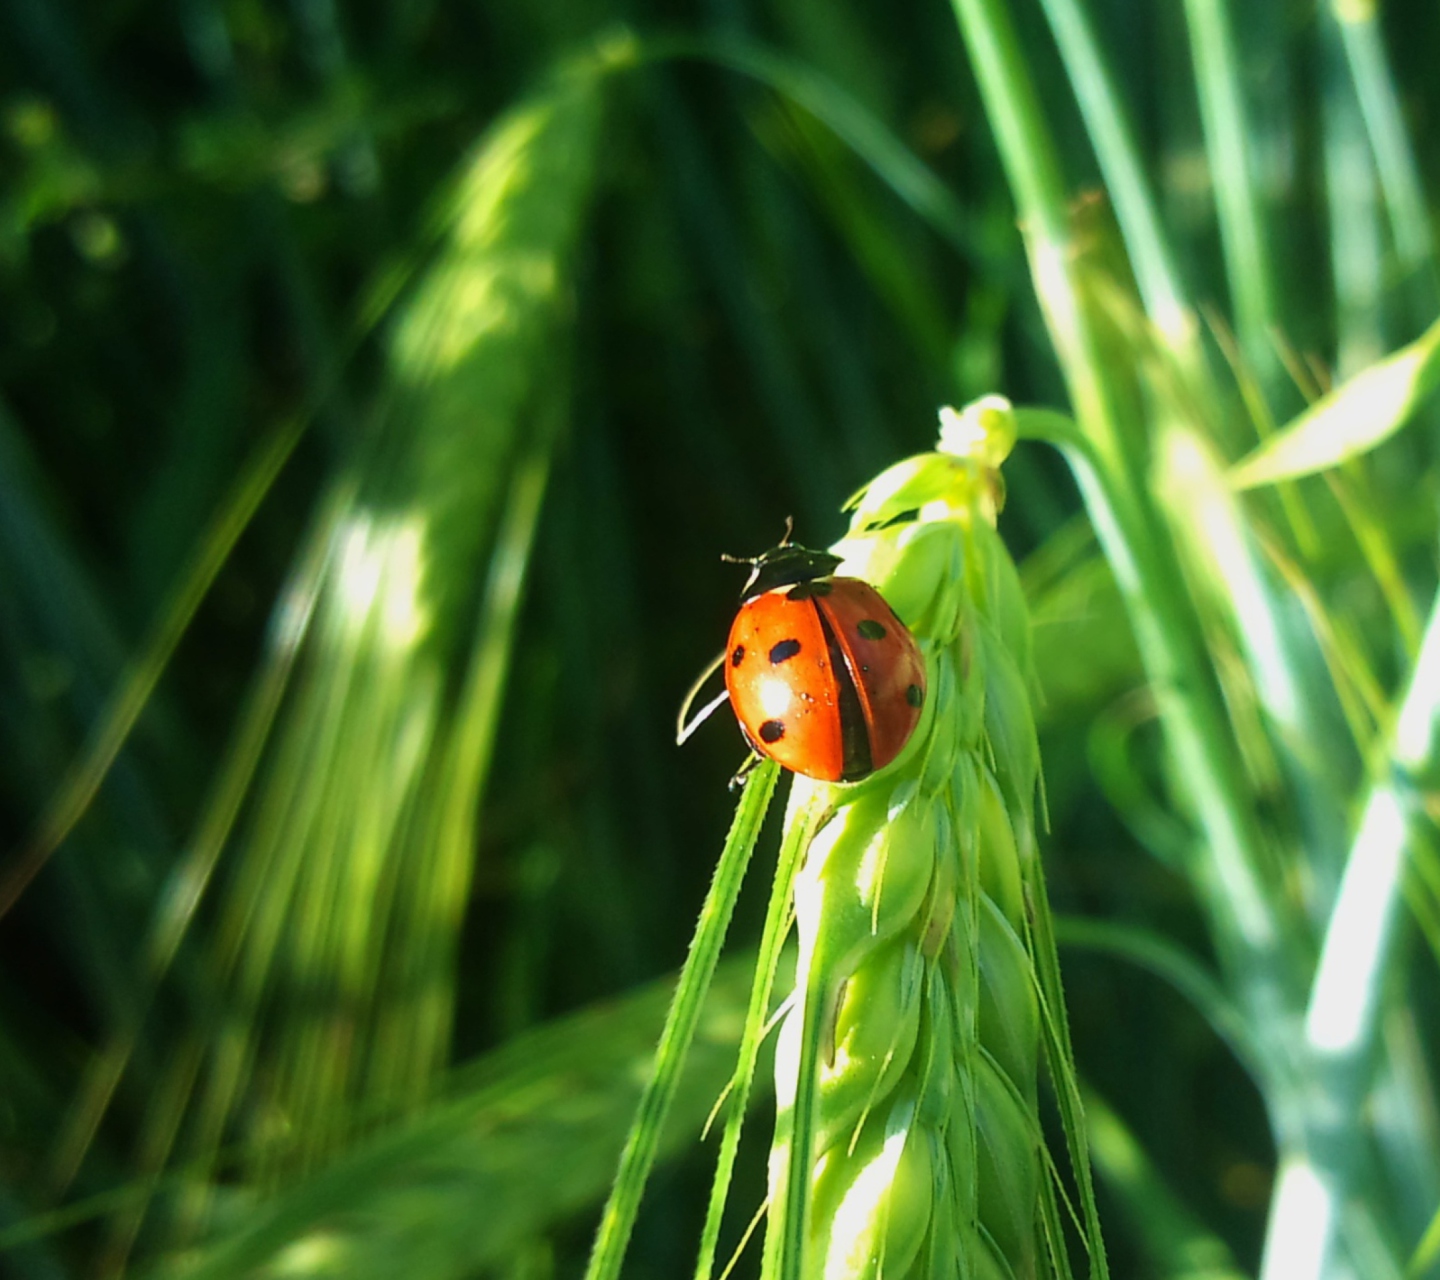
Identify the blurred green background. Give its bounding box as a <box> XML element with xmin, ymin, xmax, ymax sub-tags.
<box><xmin>2</xmin><ymin>0</ymin><xmax>1438</xmax><ymax>1277</ymax></box>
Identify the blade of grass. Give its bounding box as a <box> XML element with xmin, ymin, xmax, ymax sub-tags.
<box><xmin>1329</xmin><ymin>0</ymin><xmax>1438</xmax><ymax>305</ymax></box>
<box><xmin>692</xmin><ymin>790</ymin><xmax>816</xmax><ymax>1280</ymax></box>
<box><xmin>583</xmin><ymin>759</ymin><xmax>780</xmax><ymax>1280</ymax></box>
<box><xmin>1033</xmin><ymin>0</ymin><xmax>1195</xmax><ymax>356</ymax></box>
<box><xmin>0</xmin><ymin>411</ymin><xmax>305</xmax><ymax>921</ymax></box>
<box><xmin>103</xmin><ymin>58</ymin><xmax>606</xmax><ymax>1258</ymax></box>
<box><xmin>1320</xmin><ymin>10</ymin><xmax>1388</xmax><ymax>379</ymax></box>
<box><xmin>1230</xmin><ymin>313</ymin><xmax>1440</xmax><ymax>488</ymax></box>
<box><xmin>639</xmin><ymin>35</ymin><xmax>984</xmax><ymax>263</ymax></box>
<box><xmin>1261</xmin><ymin>588</ymin><xmax>1440</xmax><ymax>1280</ymax></box>
<box><xmin>1181</xmin><ymin>0</ymin><xmax>1278</xmax><ymax>385</ymax></box>
<box><xmin>46</xmin><ymin>478</ymin><xmax>349</xmax><ymax>1196</ymax></box>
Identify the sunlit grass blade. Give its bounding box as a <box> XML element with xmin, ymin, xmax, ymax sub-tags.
<box><xmin>1158</xmin><ymin>427</ymin><xmax>1353</xmax><ymax>894</ymax></box>
<box><xmin>1230</xmin><ymin>313</ymin><xmax>1440</xmax><ymax>488</ymax></box>
<box><xmin>1033</xmin><ymin>0</ymin><xmax>1194</xmax><ymax>356</ymax></box>
<box><xmin>1261</xmin><ymin>590</ymin><xmax>1440</xmax><ymax>1280</ymax></box>
<box><xmin>91</xmin><ymin>59</ymin><xmax>609</xmax><ymax>1260</ymax></box>
<box><xmin>1320</xmin><ymin>11</ymin><xmax>1389</xmax><ymax>377</ymax></box>
<box><xmin>584</xmin><ymin>759</ymin><xmax>780</xmax><ymax>1280</ymax></box>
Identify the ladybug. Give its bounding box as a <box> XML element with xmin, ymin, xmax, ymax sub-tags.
<box><xmin>680</xmin><ymin>538</ymin><xmax>927</xmax><ymax>784</ymax></box>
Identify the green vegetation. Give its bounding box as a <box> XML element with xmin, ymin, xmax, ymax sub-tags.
<box><xmin>2</xmin><ymin>0</ymin><xmax>1439</xmax><ymax>1277</ymax></box>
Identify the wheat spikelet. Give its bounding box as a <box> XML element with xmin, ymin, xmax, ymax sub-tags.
<box><xmin>765</xmin><ymin>398</ymin><xmax>1064</xmax><ymax>1280</ymax></box>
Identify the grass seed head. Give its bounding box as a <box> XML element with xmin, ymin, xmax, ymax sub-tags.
<box><xmin>768</xmin><ymin>399</ymin><xmax>1055</xmax><ymax>1280</ymax></box>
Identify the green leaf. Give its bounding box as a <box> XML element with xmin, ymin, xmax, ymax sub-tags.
<box><xmin>1230</xmin><ymin>314</ymin><xmax>1440</xmax><ymax>488</ymax></box>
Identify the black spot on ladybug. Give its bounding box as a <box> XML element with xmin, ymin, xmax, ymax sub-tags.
<box><xmin>731</xmin><ymin>645</ymin><xmax>746</xmax><ymax>667</ymax></box>
<box><xmin>906</xmin><ymin>684</ymin><xmax>924</xmax><ymax>707</ymax></box>
<box><xmin>786</xmin><ymin>580</ymin><xmax>833</xmax><ymax>601</ymax></box>
<box><xmin>857</xmin><ymin>619</ymin><xmax>887</xmax><ymax>640</ymax></box>
<box><xmin>759</xmin><ymin>719</ymin><xmax>786</xmax><ymax>743</ymax></box>
<box><xmin>769</xmin><ymin>638</ymin><xmax>802</xmax><ymax>664</ymax></box>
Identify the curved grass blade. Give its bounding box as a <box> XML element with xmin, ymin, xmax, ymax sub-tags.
<box><xmin>1055</xmin><ymin>916</ymin><xmax>1259</xmax><ymax>1080</ymax></box>
<box><xmin>1230</xmin><ymin>314</ymin><xmax>1440</xmax><ymax>489</ymax></box>
<box><xmin>639</xmin><ymin>35</ymin><xmax>982</xmax><ymax>262</ymax></box>
<box><xmin>1033</xmin><ymin>0</ymin><xmax>1194</xmax><ymax>354</ymax></box>
<box><xmin>584</xmin><ymin>759</ymin><xmax>780</xmax><ymax>1280</ymax></box>
<box><xmin>0</xmin><ymin>412</ymin><xmax>305</xmax><ymax>921</ymax></box>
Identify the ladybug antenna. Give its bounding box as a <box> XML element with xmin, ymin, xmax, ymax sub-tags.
<box><xmin>719</xmin><ymin>517</ymin><xmax>797</xmax><ymax>567</ymax></box>
<box><xmin>676</xmin><ymin>650</ymin><xmax>731</xmax><ymax>745</ymax></box>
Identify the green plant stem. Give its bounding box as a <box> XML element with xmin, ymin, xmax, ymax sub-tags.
<box><xmin>1330</xmin><ymin>0</ymin><xmax>1437</xmax><ymax>301</ymax></box>
<box><xmin>1182</xmin><ymin>0</ymin><xmax>1277</xmax><ymax>378</ymax></box>
<box><xmin>1260</xmin><ymin>591</ymin><xmax>1440</xmax><ymax>1280</ymax></box>
<box><xmin>1032</xmin><ymin>0</ymin><xmax>1193</xmax><ymax>354</ymax></box>
<box><xmin>693</xmin><ymin>797</ymin><xmax>814</xmax><ymax>1280</ymax></box>
<box><xmin>952</xmin><ymin>0</ymin><xmax>1300</xmax><ymax>1063</ymax></box>
<box><xmin>584</xmin><ymin>760</ymin><xmax>780</xmax><ymax>1280</ymax></box>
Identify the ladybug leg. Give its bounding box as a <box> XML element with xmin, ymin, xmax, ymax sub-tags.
<box><xmin>727</xmin><ymin>752</ymin><xmax>763</xmax><ymax>792</ymax></box>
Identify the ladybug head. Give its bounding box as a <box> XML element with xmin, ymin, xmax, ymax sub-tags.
<box><xmin>726</xmin><ymin>540</ymin><xmax>844</xmax><ymax>601</ymax></box>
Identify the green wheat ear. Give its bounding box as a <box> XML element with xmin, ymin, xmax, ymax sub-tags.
<box><xmin>762</xmin><ymin>397</ymin><xmax>1100</xmax><ymax>1280</ymax></box>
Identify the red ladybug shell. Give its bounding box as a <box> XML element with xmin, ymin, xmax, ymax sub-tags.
<box><xmin>724</xmin><ymin>576</ymin><xmax>926</xmax><ymax>782</ymax></box>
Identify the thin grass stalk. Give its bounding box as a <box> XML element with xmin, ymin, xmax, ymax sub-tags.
<box><xmin>585</xmin><ymin>759</ymin><xmax>780</xmax><ymax>1280</ymax></box>
<box><xmin>1181</xmin><ymin>0</ymin><xmax>1279</xmax><ymax>383</ymax></box>
<box><xmin>948</xmin><ymin>0</ymin><xmax>1299</xmax><ymax>1011</ymax></box>
<box><xmin>1031</xmin><ymin>0</ymin><xmax>1195</xmax><ymax>357</ymax></box>
<box><xmin>45</xmin><ymin>479</ymin><xmax>349</xmax><ymax>1198</ymax></box>
<box><xmin>1320</xmin><ymin>11</ymin><xmax>1389</xmax><ymax>379</ymax></box>
<box><xmin>1329</xmin><ymin>0</ymin><xmax>1438</xmax><ymax>306</ymax></box>
<box><xmin>1055</xmin><ymin>916</ymin><xmax>1260</xmax><ymax>1079</ymax></box>
<box><xmin>694</xmin><ymin>795</ymin><xmax>818</xmax><ymax>1280</ymax></box>
<box><xmin>1260</xmin><ymin>591</ymin><xmax>1440</xmax><ymax>1280</ymax></box>
<box><xmin>0</xmin><ymin>413</ymin><xmax>305</xmax><ymax>921</ymax></box>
